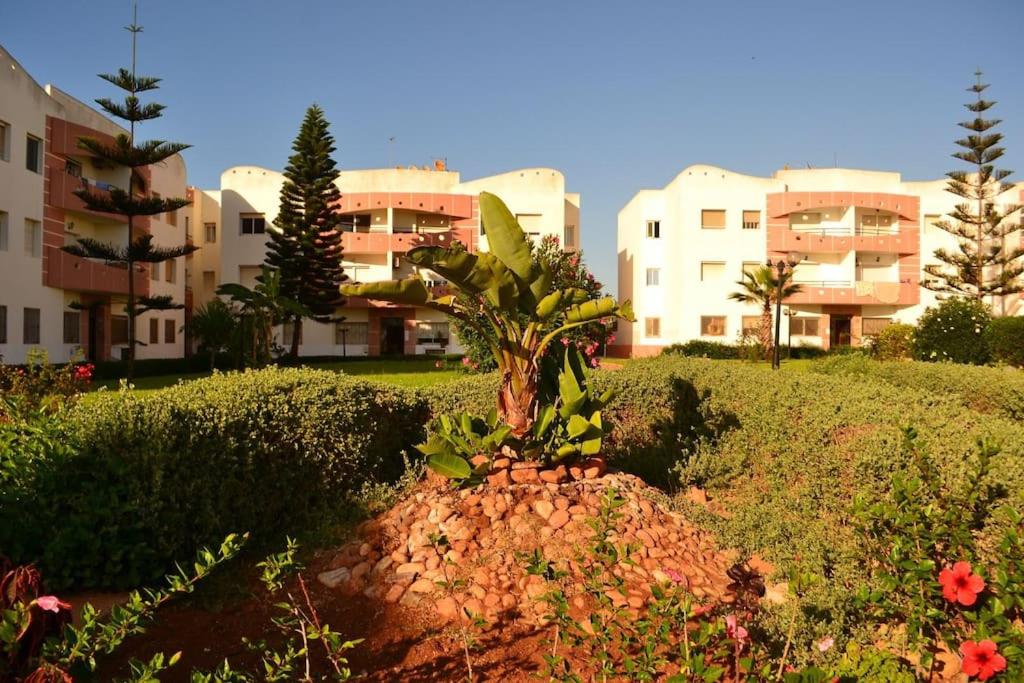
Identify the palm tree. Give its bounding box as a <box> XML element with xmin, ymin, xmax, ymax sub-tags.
<box><xmin>190</xmin><ymin>299</ymin><xmax>236</xmax><ymax>370</ymax></box>
<box><xmin>217</xmin><ymin>267</ymin><xmax>310</xmax><ymax>367</ymax></box>
<box><xmin>729</xmin><ymin>266</ymin><xmax>803</xmax><ymax>357</ymax></box>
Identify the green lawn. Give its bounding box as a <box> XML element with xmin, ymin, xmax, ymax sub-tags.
<box><xmin>87</xmin><ymin>358</ymin><xmax>463</xmax><ymax>399</ymax></box>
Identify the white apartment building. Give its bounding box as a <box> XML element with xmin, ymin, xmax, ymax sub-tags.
<box><xmin>188</xmin><ymin>165</ymin><xmax>580</xmax><ymax>356</ymax></box>
<box><xmin>0</xmin><ymin>45</ymin><xmax>189</xmax><ymax>365</ymax></box>
<box><xmin>614</xmin><ymin>164</ymin><xmax>1023</xmax><ymax>357</ymax></box>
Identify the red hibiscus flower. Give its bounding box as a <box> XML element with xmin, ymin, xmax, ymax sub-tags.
<box><xmin>959</xmin><ymin>640</ymin><xmax>1006</xmax><ymax>680</ymax></box>
<box><xmin>938</xmin><ymin>561</ymin><xmax>985</xmax><ymax>606</ymax></box>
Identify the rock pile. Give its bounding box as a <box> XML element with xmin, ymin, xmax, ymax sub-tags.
<box><xmin>318</xmin><ymin>465</ymin><xmax>735</xmax><ymax>627</ymax></box>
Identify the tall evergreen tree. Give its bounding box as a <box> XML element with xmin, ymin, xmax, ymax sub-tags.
<box><xmin>61</xmin><ymin>4</ymin><xmax>196</xmax><ymax>377</ymax></box>
<box><xmin>923</xmin><ymin>71</ymin><xmax>1022</xmax><ymax>312</ymax></box>
<box><xmin>263</xmin><ymin>105</ymin><xmax>347</xmax><ymax>357</ymax></box>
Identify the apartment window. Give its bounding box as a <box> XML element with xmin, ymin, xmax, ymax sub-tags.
<box><xmin>166</xmin><ymin>209</ymin><xmax>178</xmax><ymax>227</ymax></box>
<box><xmin>741</xmin><ymin>261</ymin><xmax>761</xmax><ymax>278</ymax></box>
<box><xmin>240</xmin><ymin>213</ymin><xmax>266</xmax><ymax>235</ymax></box>
<box><xmin>0</xmin><ymin>305</ymin><xmax>7</xmax><ymax>343</ymax></box>
<box><xmin>790</xmin><ymin>317</ymin><xmax>820</xmax><ymax>337</ymax></box>
<box><xmin>150</xmin><ymin>261</ymin><xmax>160</xmax><ymax>281</ymax></box>
<box><xmin>25</xmin><ymin>135</ymin><xmax>42</xmax><ymax>174</ymax></box>
<box><xmin>860</xmin><ymin>213</ymin><xmax>895</xmax><ymax>235</ymax></box>
<box><xmin>205</xmin><ymin>222</ymin><xmax>217</xmax><ymax>243</ymax></box>
<box><xmin>645</xmin><ymin>317</ymin><xmax>661</xmax><ymax>338</ymax></box>
<box><xmin>164</xmin><ymin>319</ymin><xmax>176</xmax><ymax>344</ymax></box>
<box><xmin>0</xmin><ymin>121</ymin><xmax>10</xmax><ymax>161</ymax></box>
<box><xmin>646</xmin><ymin>220</ymin><xmax>660</xmax><ymax>239</ymax></box>
<box><xmin>23</xmin><ymin>308</ymin><xmax>40</xmax><ymax>344</ymax></box>
<box><xmin>563</xmin><ymin>224</ymin><xmax>576</xmax><ymax>248</ymax></box>
<box><xmin>700</xmin><ymin>261</ymin><xmax>726</xmax><ymax>281</ymax></box>
<box><xmin>24</xmin><ymin>219</ymin><xmax>41</xmax><ymax>258</ymax></box>
<box><xmin>862</xmin><ymin>317</ymin><xmax>892</xmax><ymax>337</ymax></box>
<box><xmin>742</xmin><ymin>210</ymin><xmax>760</xmax><ymax>230</ymax></box>
<box><xmin>646</xmin><ymin>268</ymin><xmax>660</xmax><ymax>286</ymax></box>
<box><xmin>701</xmin><ymin>210</ymin><xmax>726</xmax><ymax>229</ymax></box>
<box><xmin>416</xmin><ymin>321</ymin><xmax>450</xmax><ymax>345</ymax></box>
<box><xmin>335</xmin><ymin>322</ymin><xmax>368</xmax><ymax>345</ymax></box>
<box><xmin>741</xmin><ymin>316</ymin><xmax>761</xmax><ymax>337</ymax></box>
<box><xmin>515</xmin><ymin>213</ymin><xmax>542</xmax><ymax>235</ymax></box>
<box><xmin>700</xmin><ymin>315</ymin><xmax>726</xmax><ymax>337</ymax></box>
<box><xmin>62</xmin><ymin>311</ymin><xmax>81</xmax><ymax>344</ymax></box>
<box><xmin>202</xmin><ymin>270</ymin><xmax>216</xmax><ymax>291</ymax></box>
<box><xmin>145</xmin><ymin>318</ymin><xmax>157</xmax><ymax>344</ymax></box>
<box><xmin>0</xmin><ymin>211</ymin><xmax>8</xmax><ymax>251</ymax></box>
<box><xmin>111</xmin><ymin>316</ymin><xmax>129</xmax><ymax>345</ymax></box>
<box><xmin>165</xmin><ymin>259</ymin><xmax>176</xmax><ymax>283</ymax></box>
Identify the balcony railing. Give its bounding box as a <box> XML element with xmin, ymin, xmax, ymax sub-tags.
<box><xmin>854</xmin><ymin>225</ymin><xmax>899</xmax><ymax>236</ymax></box>
<box><xmin>788</xmin><ymin>225</ymin><xmax>900</xmax><ymax>237</ymax></box>
<box><xmin>793</xmin><ymin>279</ymin><xmax>853</xmax><ymax>288</ymax></box>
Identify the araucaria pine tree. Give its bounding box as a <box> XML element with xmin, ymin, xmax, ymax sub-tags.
<box><xmin>923</xmin><ymin>71</ymin><xmax>1022</xmax><ymax>313</ymax></box>
<box><xmin>264</xmin><ymin>105</ymin><xmax>347</xmax><ymax>357</ymax></box>
<box><xmin>61</xmin><ymin>6</ymin><xmax>196</xmax><ymax>377</ymax></box>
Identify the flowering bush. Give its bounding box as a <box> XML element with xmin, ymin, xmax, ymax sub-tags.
<box><xmin>912</xmin><ymin>298</ymin><xmax>991</xmax><ymax>365</ymax></box>
<box><xmin>0</xmin><ymin>350</ymin><xmax>93</xmax><ymax>414</ymax></box>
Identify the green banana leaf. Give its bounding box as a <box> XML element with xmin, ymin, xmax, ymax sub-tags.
<box><xmin>478</xmin><ymin>191</ymin><xmax>538</xmax><ymax>288</ymax></box>
<box><xmin>341</xmin><ymin>276</ymin><xmax>430</xmax><ymax>305</ymax></box>
<box><xmin>535</xmin><ymin>288</ymin><xmax>589</xmax><ymax>321</ymax></box>
<box><xmin>564</xmin><ymin>296</ymin><xmax>635</xmax><ymax>324</ymax></box>
<box><xmin>426</xmin><ymin>452</ymin><xmax>472</xmax><ymax>480</ymax></box>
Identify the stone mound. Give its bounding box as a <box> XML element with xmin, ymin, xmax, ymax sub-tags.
<box><xmin>318</xmin><ymin>467</ymin><xmax>735</xmax><ymax>627</ymax></box>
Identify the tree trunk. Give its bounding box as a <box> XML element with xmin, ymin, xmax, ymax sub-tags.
<box><xmin>497</xmin><ymin>366</ymin><xmax>539</xmax><ymax>440</ymax></box>
<box><xmin>290</xmin><ymin>317</ymin><xmax>302</xmax><ymax>359</ymax></box>
<box><xmin>759</xmin><ymin>306</ymin><xmax>774</xmax><ymax>360</ymax></box>
<box><xmin>126</xmin><ymin>215</ymin><xmax>136</xmax><ymax>380</ymax></box>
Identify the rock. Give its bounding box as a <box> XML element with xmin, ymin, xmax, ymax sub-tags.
<box><xmin>409</xmin><ymin>578</ymin><xmax>435</xmax><ymax>594</ymax></box>
<box><xmin>569</xmin><ymin>465</ymin><xmax>584</xmax><ymax>480</ymax></box>
<box><xmin>384</xmin><ymin>584</ymin><xmax>406</xmax><ymax>603</ymax></box>
<box><xmin>487</xmin><ymin>470</ymin><xmax>510</xmax><ymax>487</ymax></box>
<box><xmin>317</xmin><ymin>567</ymin><xmax>351</xmax><ymax>588</ymax></box>
<box><xmin>539</xmin><ymin>466</ymin><xmax>567</xmax><ymax>484</ymax></box>
<box><xmin>582</xmin><ymin>458</ymin><xmax>606</xmax><ymax>479</ymax></box>
<box><xmin>395</xmin><ymin>562</ymin><xmax>425</xmax><ymax>581</ymax></box>
<box><xmin>436</xmin><ymin>596</ymin><xmax>460</xmax><ymax>621</ymax></box>
<box><xmin>470</xmin><ymin>454</ymin><xmax>489</xmax><ymax>468</ymax></box>
<box><xmin>510</xmin><ymin>468</ymin><xmax>539</xmax><ymax>484</ymax></box>
<box><xmin>548</xmin><ymin>509</ymin><xmax>570</xmax><ymax>530</ymax></box>
<box><xmin>533</xmin><ymin>499</ymin><xmax>554</xmax><ymax>520</ymax></box>
<box><xmin>493</xmin><ymin>457</ymin><xmax>512</xmax><ymax>470</ymax></box>
<box><xmin>351</xmin><ymin>561</ymin><xmax>371</xmax><ymax>580</ymax></box>
<box><xmin>553</xmin><ymin>496</ymin><xmax>570</xmax><ymax>511</ymax></box>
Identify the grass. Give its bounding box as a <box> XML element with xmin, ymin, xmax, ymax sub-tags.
<box><xmin>86</xmin><ymin>357</ymin><xmax>463</xmax><ymax>400</ymax></box>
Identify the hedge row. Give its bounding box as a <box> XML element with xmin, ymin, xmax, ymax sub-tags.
<box><xmin>808</xmin><ymin>354</ymin><xmax>1024</xmax><ymax>420</ymax></box>
<box><xmin>1</xmin><ymin>368</ymin><xmax>428</xmax><ymax>589</ymax></box>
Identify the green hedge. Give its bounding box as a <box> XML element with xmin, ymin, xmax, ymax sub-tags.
<box><xmin>985</xmin><ymin>316</ymin><xmax>1024</xmax><ymax>368</ymax></box>
<box><xmin>808</xmin><ymin>354</ymin><xmax>1024</xmax><ymax>420</ymax></box>
<box><xmin>2</xmin><ymin>368</ymin><xmax>429</xmax><ymax>589</ymax></box>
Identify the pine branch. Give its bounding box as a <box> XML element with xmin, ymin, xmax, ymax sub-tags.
<box><xmin>61</xmin><ymin>238</ymin><xmax>126</xmax><ymax>264</ymax></box>
<box><xmin>138</xmin><ymin>295</ymin><xmax>185</xmax><ymax>313</ymax></box>
<box><xmin>77</xmin><ymin>135</ymin><xmax>190</xmax><ymax>168</ymax></box>
<box><xmin>95</xmin><ymin>96</ymin><xmax>166</xmax><ymax>123</ymax></box>
<box><xmin>74</xmin><ymin>187</ymin><xmax>190</xmax><ymax>218</ymax></box>
<box><xmin>98</xmin><ymin>68</ymin><xmax>161</xmax><ymax>93</ymax></box>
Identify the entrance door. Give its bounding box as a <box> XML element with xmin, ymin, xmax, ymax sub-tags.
<box><xmin>830</xmin><ymin>316</ymin><xmax>852</xmax><ymax>348</ymax></box>
<box><xmin>381</xmin><ymin>317</ymin><xmax>405</xmax><ymax>356</ymax></box>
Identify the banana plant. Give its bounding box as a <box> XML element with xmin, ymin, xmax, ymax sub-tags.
<box><xmin>416</xmin><ymin>409</ymin><xmax>514</xmax><ymax>482</ymax></box>
<box><xmin>341</xmin><ymin>192</ymin><xmax>634</xmax><ymax>440</ymax></box>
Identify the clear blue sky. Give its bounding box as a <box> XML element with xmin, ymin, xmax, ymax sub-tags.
<box><xmin>4</xmin><ymin>0</ymin><xmax>1022</xmax><ymax>292</ymax></box>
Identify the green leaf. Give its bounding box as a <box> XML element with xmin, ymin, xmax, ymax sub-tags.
<box><xmin>426</xmin><ymin>452</ymin><xmax>472</xmax><ymax>480</ymax></box>
<box><xmin>567</xmin><ymin>414</ymin><xmax>592</xmax><ymax>439</ymax></box>
<box><xmin>534</xmin><ymin>405</ymin><xmax>556</xmax><ymax>438</ymax></box>
<box><xmin>564</xmin><ymin>296</ymin><xmax>634</xmax><ymax>324</ymax></box>
<box><xmin>340</xmin><ymin>276</ymin><xmax>430</xmax><ymax>305</ymax></box>
<box><xmin>479</xmin><ymin>191</ymin><xmax>538</xmax><ymax>288</ymax></box>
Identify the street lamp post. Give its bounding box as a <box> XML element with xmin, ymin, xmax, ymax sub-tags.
<box><xmin>767</xmin><ymin>254</ymin><xmax>799</xmax><ymax>370</ymax></box>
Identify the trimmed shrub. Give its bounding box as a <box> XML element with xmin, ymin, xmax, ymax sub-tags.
<box><xmin>912</xmin><ymin>298</ymin><xmax>991</xmax><ymax>365</ymax></box>
<box><xmin>1</xmin><ymin>368</ymin><xmax>429</xmax><ymax>589</ymax></box>
<box><xmin>984</xmin><ymin>316</ymin><xmax>1024</xmax><ymax>368</ymax></box>
<box><xmin>662</xmin><ymin>340</ymin><xmax>738</xmax><ymax>359</ymax></box>
<box><xmin>809</xmin><ymin>354</ymin><xmax>1024</xmax><ymax>420</ymax></box>
<box><xmin>872</xmin><ymin>322</ymin><xmax>915</xmax><ymax>360</ymax></box>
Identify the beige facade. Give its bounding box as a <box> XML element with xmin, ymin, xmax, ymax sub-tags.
<box><xmin>0</xmin><ymin>45</ymin><xmax>189</xmax><ymax>364</ymax></box>
<box><xmin>189</xmin><ymin>165</ymin><xmax>580</xmax><ymax>356</ymax></box>
<box><xmin>615</xmin><ymin>164</ymin><xmax>1023</xmax><ymax>357</ymax></box>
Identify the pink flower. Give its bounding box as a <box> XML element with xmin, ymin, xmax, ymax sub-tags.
<box><xmin>939</xmin><ymin>561</ymin><xmax>985</xmax><ymax>606</ymax></box>
<box><xmin>434</xmin><ymin>361</ymin><xmax>443</xmax><ymax>369</ymax></box>
<box><xmin>590</xmin><ymin>358</ymin><xmax>599</xmax><ymax>368</ymax></box>
<box><xmin>664</xmin><ymin>568</ymin><xmax>685</xmax><ymax>584</ymax></box>
<box><xmin>461</xmin><ymin>357</ymin><xmax>471</xmax><ymax>365</ymax></box>
<box><xmin>35</xmin><ymin>596</ymin><xmax>70</xmax><ymax>613</ymax></box>
<box><xmin>560</xmin><ymin>337</ymin><xmax>570</xmax><ymax>346</ymax></box>
<box><xmin>725</xmin><ymin>614</ymin><xmax>748</xmax><ymax>642</ymax></box>
<box><xmin>816</xmin><ymin>636</ymin><xmax>834</xmax><ymax>652</ymax></box>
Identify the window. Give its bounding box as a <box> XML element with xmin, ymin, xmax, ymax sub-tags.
<box><xmin>701</xmin><ymin>210</ymin><xmax>726</xmax><ymax>229</ymax></box>
<box><xmin>166</xmin><ymin>209</ymin><xmax>178</xmax><ymax>227</ymax></box>
<box><xmin>24</xmin><ymin>219</ymin><xmax>41</xmax><ymax>258</ymax></box>
<box><xmin>111</xmin><ymin>316</ymin><xmax>129</xmax><ymax>345</ymax></box>
<box><xmin>165</xmin><ymin>259</ymin><xmax>176</xmax><ymax>283</ymax></box>
<box><xmin>164</xmin><ymin>319</ymin><xmax>176</xmax><ymax>344</ymax></box>
<box><xmin>741</xmin><ymin>261</ymin><xmax>761</xmax><ymax>277</ymax></box>
<box><xmin>563</xmin><ymin>224</ymin><xmax>576</xmax><ymax>248</ymax></box>
<box><xmin>646</xmin><ymin>220</ymin><xmax>660</xmax><ymax>239</ymax></box>
<box><xmin>700</xmin><ymin>315</ymin><xmax>726</xmax><ymax>337</ymax></box>
<box><xmin>240</xmin><ymin>213</ymin><xmax>266</xmax><ymax>235</ymax></box>
<box><xmin>65</xmin><ymin>159</ymin><xmax>82</xmax><ymax>178</ymax></box>
<box><xmin>644</xmin><ymin>317</ymin><xmax>661</xmax><ymax>338</ymax></box>
<box><xmin>0</xmin><ymin>305</ymin><xmax>6</xmax><ymax>343</ymax></box>
<box><xmin>924</xmin><ymin>214</ymin><xmax>942</xmax><ymax>230</ymax></box>
<box><xmin>63</xmin><ymin>311</ymin><xmax>80</xmax><ymax>344</ymax></box>
<box><xmin>335</xmin><ymin>322</ymin><xmax>368</xmax><ymax>345</ymax></box>
<box><xmin>741</xmin><ymin>316</ymin><xmax>761</xmax><ymax>337</ymax></box>
<box><xmin>742</xmin><ymin>210</ymin><xmax>760</xmax><ymax>229</ymax></box>
<box><xmin>860</xmin><ymin>213</ymin><xmax>895</xmax><ymax>235</ymax></box>
<box><xmin>0</xmin><ymin>211</ymin><xmax>8</xmax><ymax>251</ymax></box>
<box><xmin>646</xmin><ymin>268</ymin><xmax>660</xmax><ymax>286</ymax></box>
<box><xmin>0</xmin><ymin>120</ymin><xmax>10</xmax><ymax>162</ymax></box>
<box><xmin>862</xmin><ymin>317</ymin><xmax>892</xmax><ymax>337</ymax></box>
<box><xmin>790</xmin><ymin>317</ymin><xmax>820</xmax><ymax>337</ymax></box>
<box><xmin>23</xmin><ymin>308</ymin><xmax>40</xmax><ymax>344</ymax></box>
<box><xmin>700</xmin><ymin>261</ymin><xmax>726</xmax><ymax>281</ymax></box>
<box><xmin>341</xmin><ymin>213</ymin><xmax>371</xmax><ymax>232</ymax></box>
<box><xmin>202</xmin><ymin>270</ymin><xmax>216</xmax><ymax>291</ymax></box>
<box><xmin>25</xmin><ymin>135</ymin><xmax>42</xmax><ymax>173</ymax></box>
<box><xmin>149</xmin><ymin>318</ymin><xmax>159</xmax><ymax>344</ymax></box>
<box><xmin>791</xmin><ymin>212</ymin><xmax>821</xmax><ymax>228</ymax></box>
<box><xmin>150</xmin><ymin>261</ymin><xmax>160</xmax><ymax>281</ymax></box>
<box><xmin>416</xmin><ymin>321</ymin><xmax>450</xmax><ymax>345</ymax></box>
<box><xmin>515</xmin><ymin>213</ymin><xmax>542</xmax><ymax>236</ymax></box>
<box><xmin>204</xmin><ymin>222</ymin><xmax>217</xmax><ymax>243</ymax></box>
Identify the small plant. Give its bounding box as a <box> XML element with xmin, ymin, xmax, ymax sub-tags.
<box><xmin>0</xmin><ymin>350</ymin><xmax>93</xmax><ymax>414</ymax></box>
<box><xmin>873</xmin><ymin>323</ymin><xmax>915</xmax><ymax>360</ymax></box>
<box><xmin>416</xmin><ymin>410</ymin><xmax>514</xmax><ymax>481</ymax></box>
<box><xmin>912</xmin><ymin>298</ymin><xmax>992</xmax><ymax>365</ymax></box>
<box><xmin>428</xmin><ymin>532</ymin><xmax>486</xmax><ymax>683</ymax></box>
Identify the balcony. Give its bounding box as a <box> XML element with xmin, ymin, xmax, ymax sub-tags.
<box><xmin>340</xmin><ymin>228</ymin><xmax>478</xmax><ymax>254</ymax></box>
<box><xmin>44</xmin><ymin>246</ymin><xmax>150</xmax><ymax>296</ymax></box>
<box><xmin>787</xmin><ymin>280</ymin><xmax>919</xmax><ymax>306</ymax></box>
<box><xmin>48</xmin><ymin>167</ymin><xmax>151</xmax><ymax>231</ymax></box>
<box><xmin>768</xmin><ymin>223</ymin><xmax>918</xmax><ymax>255</ymax></box>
